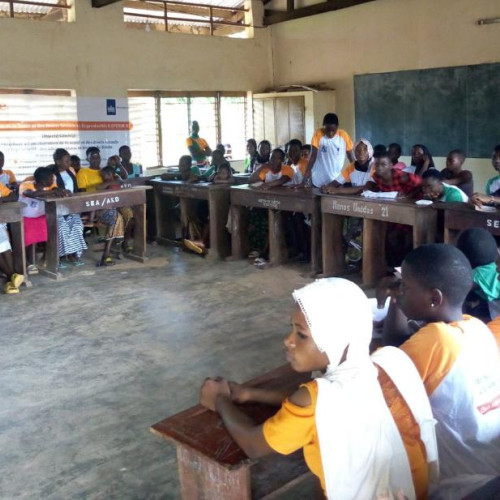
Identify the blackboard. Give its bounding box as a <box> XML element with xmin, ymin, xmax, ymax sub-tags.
<box><xmin>354</xmin><ymin>63</ymin><xmax>500</xmax><ymax>158</ymax></box>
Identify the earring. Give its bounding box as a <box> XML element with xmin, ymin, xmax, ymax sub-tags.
<box><xmin>431</xmin><ymin>303</ymin><xmax>435</xmax><ymax>308</ymax></box>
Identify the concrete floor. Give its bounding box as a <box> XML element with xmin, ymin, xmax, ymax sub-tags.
<box><xmin>0</xmin><ymin>244</ymin><xmax>319</xmax><ymax>499</ymax></box>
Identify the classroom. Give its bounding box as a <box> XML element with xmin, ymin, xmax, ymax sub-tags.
<box><xmin>1</xmin><ymin>0</ymin><xmax>500</xmax><ymax>499</ymax></box>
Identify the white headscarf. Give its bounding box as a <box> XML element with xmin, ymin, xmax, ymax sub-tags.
<box><xmin>293</xmin><ymin>278</ymin><xmax>415</xmax><ymax>500</ymax></box>
<box><xmin>354</xmin><ymin>138</ymin><xmax>375</xmax><ymax>163</ymax></box>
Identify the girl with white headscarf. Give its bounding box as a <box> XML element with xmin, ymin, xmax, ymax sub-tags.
<box><xmin>200</xmin><ymin>278</ymin><xmax>435</xmax><ymax>499</ymax></box>
<box><xmin>321</xmin><ymin>138</ymin><xmax>375</xmax><ymax>195</ymax></box>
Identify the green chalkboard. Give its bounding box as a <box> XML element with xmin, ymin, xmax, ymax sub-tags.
<box><xmin>354</xmin><ymin>63</ymin><xmax>500</xmax><ymax>158</ymax></box>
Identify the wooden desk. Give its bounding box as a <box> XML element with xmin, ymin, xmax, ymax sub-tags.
<box><xmin>0</xmin><ymin>202</ymin><xmax>30</xmax><ymax>286</ymax></box>
<box><xmin>151</xmin><ymin>364</ymin><xmax>311</xmax><ymax>500</ymax></box>
<box><xmin>233</xmin><ymin>173</ymin><xmax>251</xmax><ymax>185</ymax></box>
<box><xmin>441</xmin><ymin>202</ymin><xmax>500</xmax><ymax>243</ymax></box>
<box><xmin>230</xmin><ymin>186</ymin><xmax>321</xmax><ymax>273</ymax></box>
<box><xmin>320</xmin><ymin>194</ymin><xmax>437</xmax><ymax>286</ymax></box>
<box><xmin>150</xmin><ymin>180</ymin><xmax>231</xmax><ymax>260</ymax></box>
<box><xmin>40</xmin><ymin>186</ymin><xmax>150</xmax><ymax>279</ymax></box>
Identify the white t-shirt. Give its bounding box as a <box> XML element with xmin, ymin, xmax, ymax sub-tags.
<box><xmin>311</xmin><ymin>128</ymin><xmax>353</xmax><ymax>187</ymax></box>
<box><xmin>60</xmin><ymin>170</ymin><xmax>74</xmax><ymax>192</ymax></box>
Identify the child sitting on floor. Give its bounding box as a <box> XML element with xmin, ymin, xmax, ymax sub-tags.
<box><xmin>200</xmin><ymin>278</ymin><xmax>434</xmax><ymax>499</ymax></box>
<box><xmin>456</xmin><ymin>228</ymin><xmax>500</xmax><ymax>321</ymax></box>
<box><xmin>249</xmin><ymin>148</ymin><xmax>294</xmax><ymax>190</ymax></box>
<box><xmin>0</xmin><ymin>181</ymin><xmax>24</xmax><ymax>294</ymax></box>
<box><xmin>422</xmin><ymin>170</ymin><xmax>468</xmax><ymax>202</ymax></box>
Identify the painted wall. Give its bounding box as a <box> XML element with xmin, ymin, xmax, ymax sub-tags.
<box><xmin>0</xmin><ymin>0</ymin><xmax>272</xmax><ymax>97</ymax></box>
<box><xmin>269</xmin><ymin>0</ymin><xmax>500</xmax><ymax>189</ymax></box>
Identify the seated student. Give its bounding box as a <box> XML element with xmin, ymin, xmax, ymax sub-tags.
<box><xmin>95</xmin><ymin>167</ymin><xmax>134</xmax><ymax>265</ymax></box>
<box><xmin>301</xmin><ymin>144</ymin><xmax>311</xmax><ymax>162</ymax></box>
<box><xmin>249</xmin><ymin>148</ymin><xmax>294</xmax><ymax>190</ymax></box>
<box><xmin>118</xmin><ymin>145</ymin><xmax>142</xmax><ymax>178</ymax></box>
<box><xmin>212</xmin><ymin>163</ymin><xmax>235</xmax><ymax>185</ymax></box>
<box><xmin>285</xmin><ymin>139</ymin><xmax>308</xmax><ymax>185</ymax></box>
<box><xmin>373</xmin><ymin>143</ymin><xmax>387</xmax><ymax>159</ymax></box>
<box><xmin>456</xmin><ymin>228</ymin><xmax>500</xmax><ymax>321</ymax></box>
<box><xmin>366</xmin><ymin>153</ymin><xmax>422</xmax><ymax>197</ymax></box>
<box><xmin>404</xmin><ymin>144</ymin><xmax>436</xmax><ymax>177</ymax></box>
<box><xmin>321</xmin><ymin>139</ymin><xmax>375</xmax><ymax>195</ymax></box>
<box><xmin>388</xmin><ymin>143</ymin><xmax>406</xmax><ymax>171</ymax></box>
<box><xmin>215</xmin><ymin>143</ymin><xmax>226</xmax><ymax>156</ymax></box>
<box><xmin>107</xmin><ymin>155</ymin><xmax>128</xmax><ymax>180</ymax></box>
<box><xmin>77</xmin><ymin>147</ymin><xmax>104</xmax><ymax>192</ymax></box>
<box><xmin>161</xmin><ymin>155</ymin><xmax>200</xmax><ymax>183</ymax></box>
<box><xmin>381</xmin><ymin>244</ymin><xmax>500</xmax><ymax>493</ymax></box>
<box><xmin>70</xmin><ymin>155</ymin><xmax>81</xmax><ymax>175</ymax></box>
<box><xmin>439</xmin><ymin>149</ymin><xmax>473</xmax><ymax>197</ymax></box>
<box><xmin>50</xmin><ymin>148</ymin><xmax>87</xmax><ymax>268</ymax></box>
<box><xmin>0</xmin><ymin>151</ymin><xmax>17</xmax><ymax>188</ymax></box>
<box><xmin>0</xmin><ymin>182</ymin><xmax>24</xmax><ymax>294</ymax></box>
<box><xmin>254</xmin><ymin>140</ymin><xmax>272</xmax><ymax>171</ymax></box>
<box><xmin>200</xmin><ymin>278</ymin><xmax>432</xmax><ymax>499</ymax></box>
<box><xmin>244</xmin><ymin>139</ymin><xmax>258</xmax><ymax>174</ymax></box>
<box><xmin>19</xmin><ymin>167</ymin><xmax>62</xmax><ymax>273</ymax></box>
<box><xmin>421</xmin><ymin>170</ymin><xmax>468</xmax><ymax>202</ymax></box>
<box><xmin>206</xmin><ymin>149</ymin><xmax>235</xmax><ymax>180</ymax></box>
<box><xmin>484</xmin><ymin>144</ymin><xmax>500</xmax><ymax>197</ymax></box>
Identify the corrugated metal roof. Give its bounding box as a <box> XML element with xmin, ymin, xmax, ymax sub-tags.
<box><xmin>170</xmin><ymin>0</ymin><xmax>244</xmax><ymax>7</ymax></box>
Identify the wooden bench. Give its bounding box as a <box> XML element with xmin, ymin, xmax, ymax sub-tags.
<box><xmin>151</xmin><ymin>364</ymin><xmax>312</xmax><ymax>500</ymax></box>
<box><xmin>0</xmin><ymin>201</ymin><xmax>31</xmax><ymax>287</ymax></box>
<box><xmin>230</xmin><ymin>185</ymin><xmax>321</xmax><ymax>273</ymax></box>
<box><xmin>39</xmin><ymin>186</ymin><xmax>150</xmax><ymax>279</ymax></box>
<box><xmin>320</xmin><ymin>193</ymin><xmax>437</xmax><ymax>286</ymax></box>
<box><xmin>150</xmin><ymin>179</ymin><xmax>231</xmax><ymax>260</ymax></box>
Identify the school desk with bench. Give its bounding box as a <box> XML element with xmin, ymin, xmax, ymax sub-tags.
<box><xmin>38</xmin><ymin>186</ymin><xmax>150</xmax><ymax>279</ymax></box>
<box><xmin>230</xmin><ymin>185</ymin><xmax>322</xmax><ymax>274</ymax></box>
<box><xmin>319</xmin><ymin>193</ymin><xmax>437</xmax><ymax>287</ymax></box>
<box><xmin>150</xmin><ymin>179</ymin><xmax>231</xmax><ymax>260</ymax></box>
<box><xmin>151</xmin><ymin>364</ymin><xmax>312</xmax><ymax>500</ymax></box>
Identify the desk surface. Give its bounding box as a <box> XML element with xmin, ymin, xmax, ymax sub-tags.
<box><xmin>320</xmin><ymin>193</ymin><xmax>435</xmax><ymax>224</ymax></box>
<box><xmin>151</xmin><ymin>364</ymin><xmax>310</xmax><ymax>469</ymax></box>
<box><xmin>441</xmin><ymin>202</ymin><xmax>500</xmax><ymax>233</ymax></box>
<box><xmin>231</xmin><ymin>185</ymin><xmax>318</xmax><ymax>212</ymax></box>
<box><xmin>0</xmin><ymin>201</ymin><xmax>24</xmax><ymax>223</ymax></box>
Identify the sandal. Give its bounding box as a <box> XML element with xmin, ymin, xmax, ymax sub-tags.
<box><xmin>72</xmin><ymin>259</ymin><xmax>85</xmax><ymax>267</ymax></box>
<box><xmin>5</xmin><ymin>282</ymin><xmax>19</xmax><ymax>294</ymax></box>
<box><xmin>59</xmin><ymin>260</ymin><xmax>70</xmax><ymax>269</ymax></box>
<box><xmin>183</xmin><ymin>239</ymin><xmax>204</xmax><ymax>255</ymax></box>
<box><xmin>11</xmin><ymin>273</ymin><xmax>24</xmax><ymax>289</ymax></box>
<box><xmin>27</xmin><ymin>264</ymin><xmax>39</xmax><ymax>275</ymax></box>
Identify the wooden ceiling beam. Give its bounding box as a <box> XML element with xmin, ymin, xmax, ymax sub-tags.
<box><xmin>264</xmin><ymin>0</ymin><xmax>375</xmax><ymax>25</ymax></box>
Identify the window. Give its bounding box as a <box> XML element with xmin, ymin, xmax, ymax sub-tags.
<box><xmin>124</xmin><ymin>0</ymin><xmax>249</xmax><ymax>38</ymax></box>
<box><xmin>128</xmin><ymin>91</ymin><xmax>248</xmax><ymax>166</ymax></box>
<box><xmin>0</xmin><ymin>0</ymin><xmax>72</xmax><ymax>21</ymax></box>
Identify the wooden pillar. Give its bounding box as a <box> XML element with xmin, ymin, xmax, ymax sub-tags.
<box><xmin>362</xmin><ymin>219</ymin><xmax>386</xmax><ymax>287</ymax></box>
<box><xmin>322</xmin><ymin>212</ymin><xmax>344</xmax><ymax>277</ymax></box>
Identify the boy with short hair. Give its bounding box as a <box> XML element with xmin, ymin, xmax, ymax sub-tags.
<box><xmin>299</xmin><ymin>113</ymin><xmax>354</xmax><ymax>188</ymax></box>
<box><xmin>249</xmin><ymin>148</ymin><xmax>294</xmax><ymax>190</ymax></box>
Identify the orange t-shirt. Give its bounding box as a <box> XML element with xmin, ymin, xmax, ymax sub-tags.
<box><xmin>0</xmin><ymin>182</ymin><xmax>12</xmax><ymax>198</ymax></box>
<box><xmin>257</xmin><ymin>164</ymin><xmax>294</xmax><ymax>183</ymax></box>
<box><xmin>0</xmin><ymin>169</ymin><xmax>16</xmax><ymax>184</ymax></box>
<box><xmin>486</xmin><ymin>316</ymin><xmax>500</xmax><ymax>351</ymax></box>
<box><xmin>262</xmin><ymin>379</ymin><xmax>427</xmax><ymax>498</ymax></box>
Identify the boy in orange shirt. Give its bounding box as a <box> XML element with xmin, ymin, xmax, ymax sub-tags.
<box><xmin>0</xmin><ymin>151</ymin><xmax>17</xmax><ymax>188</ymax></box>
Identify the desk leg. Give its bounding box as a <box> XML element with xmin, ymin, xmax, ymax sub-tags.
<box><xmin>269</xmin><ymin>210</ymin><xmax>287</xmax><ymax>266</ymax></box>
<box><xmin>10</xmin><ymin>221</ymin><xmax>31</xmax><ymax>287</ymax></box>
<box><xmin>125</xmin><ymin>203</ymin><xmax>146</xmax><ymax>263</ymax></box>
<box><xmin>322</xmin><ymin>213</ymin><xmax>344</xmax><ymax>277</ymax></box>
<box><xmin>208</xmin><ymin>189</ymin><xmax>230</xmax><ymax>260</ymax></box>
<box><xmin>414</xmin><ymin>211</ymin><xmax>437</xmax><ymax>246</ymax></box>
<box><xmin>40</xmin><ymin>204</ymin><xmax>61</xmax><ymax>280</ymax></box>
<box><xmin>362</xmin><ymin>219</ymin><xmax>386</xmax><ymax>287</ymax></box>
<box><xmin>310</xmin><ymin>199</ymin><xmax>322</xmax><ymax>275</ymax></box>
<box><xmin>177</xmin><ymin>445</ymin><xmax>251</xmax><ymax>500</ymax></box>
<box><xmin>231</xmin><ymin>205</ymin><xmax>249</xmax><ymax>259</ymax></box>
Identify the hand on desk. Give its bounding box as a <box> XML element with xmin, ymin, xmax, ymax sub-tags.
<box><xmin>200</xmin><ymin>377</ymin><xmax>231</xmax><ymax>412</ymax></box>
